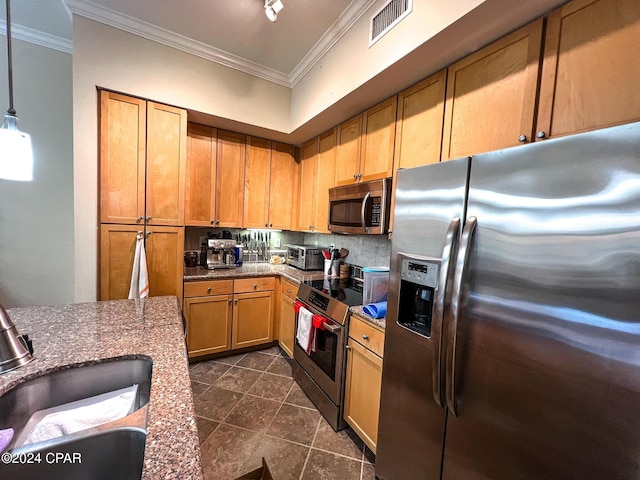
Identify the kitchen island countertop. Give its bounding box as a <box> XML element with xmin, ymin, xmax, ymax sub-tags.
<box><xmin>0</xmin><ymin>296</ymin><xmax>203</xmax><ymax>480</ymax></box>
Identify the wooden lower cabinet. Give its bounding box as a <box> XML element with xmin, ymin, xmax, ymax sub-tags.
<box><xmin>184</xmin><ymin>277</ymin><xmax>275</xmax><ymax>359</ymax></box>
<box><xmin>99</xmin><ymin>224</ymin><xmax>184</xmax><ymax>302</ymax></box>
<box><xmin>184</xmin><ymin>294</ymin><xmax>233</xmax><ymax>357</ymax></box>
<box><xmin>277</xmin><ymin>278</ymin><xmax>299</xmax><ymax>358</ymax></box>
<box><xmin>344</xmin><ymin>315</ymin><xmax>385</xmax><ymax>454</ymax></box>
<box><xmin>232</xmin><ymin>291</ymin><xmax>274</xmax><ymax>349</ymax></box>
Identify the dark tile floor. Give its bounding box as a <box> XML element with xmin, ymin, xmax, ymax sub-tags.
<box><xmin>190</xmin><ymin>346</ymin><xmax>376</xmax><ymax>480</ymax></box>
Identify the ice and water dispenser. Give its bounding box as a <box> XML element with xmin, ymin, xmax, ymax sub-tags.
<box><xmin>397</xmin><ymin>257</ymin><xmax>438</xmax><ymax>337</ymax></box>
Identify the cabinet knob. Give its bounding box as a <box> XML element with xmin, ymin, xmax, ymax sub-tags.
<box><xmin>265</xmin><ymin>223</ymin><xmax>269</xmax><ymax>227</ymax></box>
<box><xmin>518</xmin><ymin>134</ymin><xmax>527</xmax><ymax>143</ymax></box>
<box><xmin>353</xmin><ymin>174</ymin><xmax>357</xmax><ymax>179</ymax></box>
<box><xmin>146</xmin><ymin>231</ymin><xmax>152</xmax><ymax>238</ymax></box>
<box><xmin>207</xmin><ymin>287</ymin><xmax>212</xmax><ymax>293</ymax></box>
<box><xmin>358</xmin><ymin>173</ymin><xmax>362</xmax><ymax>179</ymax></box>
<box><xmin>269</xmin><ymin>223</ymin><xmax>273</xmax><ymax>228</ymax></box>
<box><xmin>211</xmin><ymin>220</ymin><xmax>215</xmax><ymax>225</ymax></box>
<box><xmin>536</xmin><ymin>131</ymin><xmax>547</xmax><ymax>139</ymax></box>
<box><xmin>216</xmin><ymin>220</ymin><xmax>220</xmax><ymax>225</ymax></box>
<box><xmin>136</xmin><ymin>216</ymin><xmax>143</xmax><ymax>223</ymax></box>
<box><xmin>228</xmin><ymin>299</ymin><xmax>232</xmax><ymax>304</ymax></box>
<box><xmin>287</xmin><ymin>289</ymin><xmax>292</xmax><ymax>294</ymax></box>
<box><xmin>234</xmin><ymin>299</ymin><xmax>238</xmax><ymax>304</ymax></box>
<box><xmin>346</xmin><ymin>345</ymin><xmax>351</xmax><ymax>350</ymax></box>
<box><xmin>362</xmin><ymin>334</ymin><xmax>369</xmax><ymax>340</ymax></box>
<box><xmin>253</xmin><ymin>284</ymin><xmax>258</xmax><ymax>290</ymax></box>
<box><xmin>145</xmin><ymin>216</ymin><xmax>152</xmax><ymax>222</ymax></box>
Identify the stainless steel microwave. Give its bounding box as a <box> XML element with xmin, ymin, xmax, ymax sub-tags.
<box><xmin>328</xmin><ymin>178</ymin><xmax>391</xmax><ymax>235</ymax></box>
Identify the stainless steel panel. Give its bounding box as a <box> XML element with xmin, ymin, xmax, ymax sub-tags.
<box><xmin>443</xmin><ymin>122</ymin><xmax>640</xmax><ymax>479</ymax></box>
<box><xmin>376</xmin><ymin>158</ymin><xmax>470</xmax><ymax>480</ymax></box>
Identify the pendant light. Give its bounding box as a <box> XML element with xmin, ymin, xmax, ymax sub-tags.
<box><xmin>0</xmin><ymin>0</ymin><xmax>33</xmax><ymax>181</ymax></box>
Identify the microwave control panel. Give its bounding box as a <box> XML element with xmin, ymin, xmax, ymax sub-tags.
<box><xmin>371</xmin><ymin>198</ymin><xmax>381</xmax><ymax>226</ymax></box>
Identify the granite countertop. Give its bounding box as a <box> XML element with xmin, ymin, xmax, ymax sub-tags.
<box><xmin>0</xmin><ymin>296</ymin><xmax>202</xmax><ymax>480</ymax></box>
<box><xmin>184</xmin><ymin>263</ymin><xmax>326</xmax><ymax>285</ymax></box>
<box><xmin>350</xmin><ymin>305</ymin><xmax>386</xmax><ymax>329</ymax></box>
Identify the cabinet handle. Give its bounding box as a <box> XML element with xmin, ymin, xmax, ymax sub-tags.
<box><xmin>145</xmin><ymin>216</ymin><xmax>151</xmax><ymax>222</ymax></box>
<box><xmin>362</xmin><ymin>334</ymin><xmax>369</xmax><ymax>340</ymax></box>
<box><xmin>136</xmin><ymin>216</ymin><xmax>143</xmax><ymax>223</ymax></box>
<box><xmin>518</xmin><ymin>134</ymin><xmax>527</xmax><ymax>143</ymax></box>
<box><xmin>536</xmin><ymin>131</ymin><xmax>547</xmax><ymax>139</ymax></box>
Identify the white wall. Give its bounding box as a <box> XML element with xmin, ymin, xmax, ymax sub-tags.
<box><xmin>0</xmin><ymin>38</ymin><xmax>74</xmax><ymax>308</ymax></box>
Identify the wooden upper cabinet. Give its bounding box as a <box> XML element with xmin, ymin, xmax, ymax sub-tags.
<box><xmin>441</xmin><ymin>19</ymin><xmax>544</xmax><ymax>160</ymax></box>
<box><xmin>145</xmin><ymin>225</ymin><xmax>185</xmax><ymax>304</ymax></box>
<box><xmin>394</xmin><ymin>71</ymin><xmax>447</xmax><ymax>170</ymax></box>
<box><xmin>361</xmin><ymin>96</ymin><xmax>397</xmax><ymax>182</ymax></box>
<box><xmin>146</xmin><ymin>102</ymin><xmax>187</xmax><ymax>226</ymax></box>
<box><xmin>315</xmin><ymin>128</ymin><xmax>337</xmax><ymax>233</ymax></box>
<box><xmin>99</xmin><ymin>91</ymin><xmax>146</xmax><ymax>224</ymax></box>
<box><xmin>297</xmin><ymin>138</ymin><xmax>319</xmax><ymax>232</ymax></box>
<box><xmin>269</xmin><ymin>142</ymin><xmax>298</xmax><ymax>230</ymax></box>
<box><xmin>243</xmin><ymin>136</ymin><xmax>272</xmax><ymax>229</ymax></box>
<box><xmin>185</xmin><ymin>123</ymin><xmax>216</xmax><ymax>226</ymax></box>
<box><xmin>216</xmin><ymin>130</ymin><xmax>246</xmax><ymax>228</ymax></box>
<box><xmin>389</xmin><ymin>70</ymin><xmax>447</xmax><ymax>234</ymax></box>
<box><xmin>335</xmin><ymin>115</ymin><xmax>363</xmax><ymax>185</ymax></box>
<box><xmin>537</xmin><ymin>0</ymin><xmax>640</xmax><ymax>140</ymax></box>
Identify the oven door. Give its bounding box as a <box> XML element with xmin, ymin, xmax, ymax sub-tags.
<box><xmin>293</xmin><ymin>303</ymin><xmax>345</xmax><ymax>405</ymax></box>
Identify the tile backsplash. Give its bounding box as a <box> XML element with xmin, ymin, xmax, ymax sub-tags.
<box><xmin>185</xmin><ymin>227</ymin><xmax>391</xmax><ymax>269</ymax></box>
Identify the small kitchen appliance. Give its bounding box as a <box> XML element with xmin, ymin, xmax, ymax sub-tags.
<box><xmin>205</xmin><ymin>239</ymin><xmax>236</xmax><ymax>269</ymax></box>
<box><xmin>328</xmin><ymin>178</ymin><xmax>391</xmax><ymax>235</ymax></box>
<box><xmin>284</xmin><ymin>244</ymin><xmax>323</xmax><ymax>271</ymax></box>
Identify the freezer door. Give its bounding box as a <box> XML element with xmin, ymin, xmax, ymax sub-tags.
<box><xmin>376</xmin><ymin>157</ymin><xmax>469</xmax><ymax>480</ymax></box>
<box><xmin>442</xmin><ymin>122</ymin><xmax>640</xmax><ymax>480</ymax></box>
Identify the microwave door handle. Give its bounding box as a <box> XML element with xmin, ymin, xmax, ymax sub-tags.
<box><xmin>446</xmin><ymin>216</ymin><xmax>477</xmax><ymax>417</ymax></box>
<box><xmin>432</xmin><ymin>217</ymin><xmax>461</xmax><ymax>408</ymax></box>
<box><xmin>361</xmin><ymin>192</ymin><xmax>371</xmax><ymax>233</ymax></box>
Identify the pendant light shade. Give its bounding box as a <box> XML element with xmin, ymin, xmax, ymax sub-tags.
<box><xmin>0</xmin><ymin>0</ymin><xmax>33</xmax><ymax>182</ymax></box>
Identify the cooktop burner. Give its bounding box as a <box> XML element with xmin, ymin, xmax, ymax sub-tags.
<box><xmin>303</xmin><ymin>278</ymin><xmax>364</xmax><ymax>308</ymax></box>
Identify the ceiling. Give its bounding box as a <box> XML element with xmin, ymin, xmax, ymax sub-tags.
<box><xmin>4</xmin><ymin>0</ymin><xmax>375</xmax><ymax>87</ymax></box>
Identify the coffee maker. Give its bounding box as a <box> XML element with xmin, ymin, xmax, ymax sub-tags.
<box><xmin>206</xmin><ymin>239</ymin><xmax>236</xmax><ymax>269</ymax></box>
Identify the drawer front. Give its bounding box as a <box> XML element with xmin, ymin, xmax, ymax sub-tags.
<box><xmin>234</xmin><ymin>276</ymin><xmax>276</xmax><ymax>293</ymax></box>
<box><xmin>280</xmin><ymin>278</ymin><xmax>299</xmax><ymax>300</ymax></box>
<box><xmin>349</xmin><ymin>314</ymin><xmax>385</xmax><ymax>358</ymax></box>
<box><xmin>184</xmin><ymin>279</ymin><xmax>233</xmax><ymax>298</ymax></box>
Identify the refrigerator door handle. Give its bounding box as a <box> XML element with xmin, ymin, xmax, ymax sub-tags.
<box><xmin>446</xmin><ymin>216</ymin><xmax>477</xmax><ymax>417</ymax></box>
<box><xmin>432</xmin><ymin>217</ymin><xmax>461</xmax><ymax>408</ymax></box>
<box><xmin>360</xmin><ymin>192</ymin><xmax>371</xmax><ymax>232</ymax></box>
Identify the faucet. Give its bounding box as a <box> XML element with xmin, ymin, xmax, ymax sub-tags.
<box><xmin>0</xmin><ymin>303</ymin><xmax>34</xmax><ymax>374</ymax></box>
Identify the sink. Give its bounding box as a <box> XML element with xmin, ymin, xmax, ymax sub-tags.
<box><xmin>0</xmin><ymin>357</ymin><xmax>152</xmax><ymax>479</ymax></box>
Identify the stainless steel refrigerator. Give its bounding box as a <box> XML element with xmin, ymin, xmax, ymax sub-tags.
<box><xmin>376</xmin><ymin>121</ymin><xmax>640</xmax><ymax>480</ymax></box>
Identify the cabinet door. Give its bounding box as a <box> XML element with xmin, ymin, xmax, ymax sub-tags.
<box><xmin>335</xmin><ymin>115</ymin><xmax>363</xmax><ymax>185</ymax></box>
<box><xmin>99</xmin><ymin>224</ymin><xmax>141</xmax><ymax>301</ymax></box>
<box><xmin>278</xmin><ymin>294</ymin><xmax>295</xmax><ymax>358</ymax></box>
<box><xmin>297</xmin><ymin>138</ymin><xmax>318</xmax><ymax>232</ymax></box>
<box><xmin>269</xmin><ymin>142</ymin><xmax>298</xmax><ymax>230</ymax></box>
<box><xmin>232</xmin><ymin>291</ymin><xmax>274</xmax><ymax>349</ymax></box>
<box><xmin>146</xmin><ymin>102</ymin><xmax>187</xmax><ymax>226</ymax></box>
<box><xmin>441</xmin><ymin>19</ymin><xmax>543</xmax><ymax>160</ymax></box>
<box><xmin>145</xmin><ymin>225</ymin><xmax>185</xmax><ymax>303</ymax></box>
<box><xmin>184</xmin><ymin>295</ymin><xmax>233</xmax><ymax>358</ymax></box>
<box><xmin>537</xmin><ymin>0</ymin><xmax>640</xmax><ymax>140</ymax></box>
<box><xmin>185</xmin><ymin>123</ymin><xmax>216</xmax><ymax>226</ymax></box>
<box><xmin>314</xmin><ymin>128</ymin><xmax>337</xmax><ymax>234</ymax></box>
<box><xmin>361</xmin><ymin>96</ymin><xmax>397</xmax><ymax>182</ymax></box>
<box><xmin>243</xmin><ymin>136</ymin><xmax>271</xmax><ymax>229</ymax></box>
<box><xmin>390</xmin><ymin>71</ymin><xmax>447</xmax><ymax>234</ymax></box>
<box><xmin>344</xmin><ymin>338</ymin><xmax>383</xmax><ymax>454</ymax></box>
<box><xmin>99</xmin><ymin>91</ymin><xmax>146</xmax><ymax>224</ymax></box>
<box><xmin>216</xmin><ymin>130</ymin><xmax>246</xmax><ymax>227</ymax></box>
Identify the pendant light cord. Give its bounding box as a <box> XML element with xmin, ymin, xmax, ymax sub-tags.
<box><xmin>5</xmin><ymin>0</ymin><xmax>14</xmax><ymax>116</ymax></box>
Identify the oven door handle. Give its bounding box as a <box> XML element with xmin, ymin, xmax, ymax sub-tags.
<box><xmin>361</xmin><ymin>192</ymin><xmax>371</xmax><ymax>233</ymax></box>
<box><xmin>322</xmin><ymin>322</ymin><xmax>340</xmax><ymax>333</ymax></box>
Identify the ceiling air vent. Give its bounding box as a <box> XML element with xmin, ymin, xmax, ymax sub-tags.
<box><xmin>369</xmin><ymin>0</ymin><xmax>412</xmax><ymax>47</ymax></box>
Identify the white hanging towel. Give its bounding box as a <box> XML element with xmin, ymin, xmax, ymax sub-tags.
<box><xmin>296</xmin><ymin>306</ymin><xmax>314</xmax><ymax>354</ymax></box>
<box><xmin>128</xmin><ymin>233</ymin><xmax>149</xmax><ymax>299</ymax></box>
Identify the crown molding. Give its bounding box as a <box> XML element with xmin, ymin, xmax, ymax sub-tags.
<box><xmin>289</xmin><ymin>0</ymin><xmax>376</xmax><ymax>87</ymax></box>
<box><xmin>0</xmin><ymin>21</ymin><xmax>72</xmax><ymax>54</ymax></box>
<box><xmin>64</xmin><ymin>0</ymin><xmax>375</xmax><ymax>88</ymax></box>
